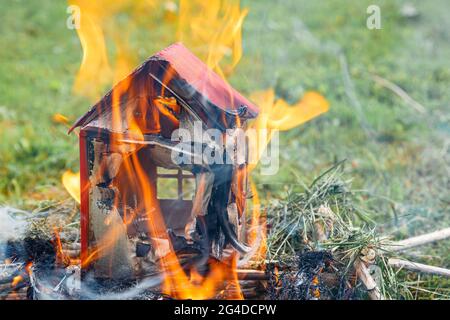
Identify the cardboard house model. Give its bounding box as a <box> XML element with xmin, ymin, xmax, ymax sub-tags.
<box><xmin>69</xmin><ymin>43</ymin><xmax>259</xmax><ymax>279</ymax></box>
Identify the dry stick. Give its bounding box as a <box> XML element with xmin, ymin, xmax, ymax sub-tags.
<box><xmin>354</xmin><ymin>259</ymin><xmax>384</xmax><ymax>300</ymax></box>
<box><xmin>62</xmin><ymin>249</ymin><xmax>81</xmax><ymax>258</ymax></box>
<box><xmin>0</xmin><ymin>285</ymin><xmax>28</xmax><ymax>300</ymax></box>
<box><xmin>391</xmin><ymin>227</ymin><xmax>450</xmax><ymax>251</ymax></box>
<box><xmin>371</xmin><ymin>74</ymin><xmax>427</xmax><ymax>114</ymax></box>
<box><xmin>0</xmin><ymin>275</ymin><xmax>19</xmax><ymax>286</ymax></box>
<box><xmin>62</xmin><ymin>243</ymin><xmax>81</xmax><ymax>250</ymax></box>
<box><xmin>2</xmin><ymin>293</ymin><xmax>28</xmax><ymax>300</ymax></box>
<box><xmin>316</xmin><ymin>220</ymin><xmax>383</xmax><ymax>299</ymax></box>
<box><xmin>0</xmin><ymin>263</ymin><xmax>23</xmax><ymax>285</ymax></box>
<box><xmin>388</xmin><ymin>258</ymin><xmax>450</xmax><ymax>278</ymax></box>
<box><xmin>0</xmin><ymin>263</ymin><xmax>23</xmax><ymax>274</ymax></box>
<box><xmin>236</xmin><ymin>269</ymin><xmax>268</xmax><ymax>281</ymax></box>
<box><xmin>314</xmin><ymin>218</ymin><xmax>384</xmax><ymax>299</ymax></box>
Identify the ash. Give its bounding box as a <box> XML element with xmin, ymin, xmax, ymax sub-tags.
<box><xmin>267</xmin><ymin>251</ymin><xmax>342</xmax><ymax>300</ymax></box>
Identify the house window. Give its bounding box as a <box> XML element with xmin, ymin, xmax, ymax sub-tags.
<box><xmin>156</xmin><ymin>167</ymin><xmax>195</xmax><ymax>200</ymax></box>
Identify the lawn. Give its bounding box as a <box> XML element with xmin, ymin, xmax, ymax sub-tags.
<box><xmin>0</xmin><ymin>0</ymin><xmax>449</xmax><ymax>298</ymax></box>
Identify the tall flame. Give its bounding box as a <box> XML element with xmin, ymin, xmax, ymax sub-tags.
<box><xmin>177</xmin><ymin>0</ymin><xmax>247</xmax><ymax>78</ymax></box>
<box><xmin>64</xmin><ymin>0</ymin><xmax>329</xmax><ymax>300</ymax></box>
<box><xmin>68</xmin><ymin>0</ymin><xmax>246</xmax><ymax>100</ymax></box>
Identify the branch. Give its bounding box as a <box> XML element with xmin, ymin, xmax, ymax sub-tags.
<box><xmin>388</xmin><ymin>258</ymin><xmax>450</xmax><ymax>277</ymax></box>
<box><xmin>391</xmin><ymin>227</ymin><xmax>450</xmax><ymax>251</ymax></box>
<box><xmin>354</xmin><ymin>259</ymin><xmax>384</xmax><ymax>300</ymax></box>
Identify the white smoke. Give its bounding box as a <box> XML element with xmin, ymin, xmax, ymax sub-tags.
<box><xmin>0</xmin><ymin>206</ymin><xmax>29</xmax><ymax>249</ymax></box>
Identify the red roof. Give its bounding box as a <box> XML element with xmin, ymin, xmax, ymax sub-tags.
<box><xmin>69</xmin><ymin>43</ymin><xmax>258</xmax><ymax>133</ymax></box>
<box><xmin>156</xmin><ymin>43</ymin><xmax>258</xmax><ymax>116</ymax></box>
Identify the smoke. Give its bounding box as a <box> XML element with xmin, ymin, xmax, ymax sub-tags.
<box><xmin>0</xmin><ymin>206</ymin><xmax>261</xmax><ymax>300</ymax></box>
<box><xmin>0</xmin><ymin>207</ymin><xmax>29</xmax><ymax>260</ymax></box>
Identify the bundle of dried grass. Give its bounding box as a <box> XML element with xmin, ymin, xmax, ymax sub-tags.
<box><xmin>263</xmin><ymin>162</ymin><xmax>448</xmax><ymax>300</ymax></box>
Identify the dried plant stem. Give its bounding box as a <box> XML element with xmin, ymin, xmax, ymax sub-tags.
<box><xmin>0</xmin><ymin>263</ymin><xmax>23</xmax><ymax>285</ymax></box>
<box><xmin>236</xmin><ymin>269</ymin><xmax>268</xmax><ymax>281</ymax></box>
<box><xmin>371</xmin><ymin>74</ymin><xmax>426</xmax><ymax>114</ymax></box>
<box><xmin>391</xmin><ymin>227</ymin><xmax>450</xmax><ymax>251</ymax></box>
<box><xmin>354</xmin><ymin>259</ymin><xmax>384</xmax><ymax>300</ymax></box>
<box><xmin>62</xmin><ymin>249</ymin><xmax>81</xmax><ymax>258</ymax></box>
<box><xmin>0</xmin><ymin>263</ymin><xmax>23</xmax><ymax>273</ymax></box>
<box><xmin>388</xmin><ymin>258</ymin><xmax>450</xmax><ymax>278</ymax></box>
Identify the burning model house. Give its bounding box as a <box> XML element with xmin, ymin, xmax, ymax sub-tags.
<box><xmin>69</xmin><ymin>43</ymin><xmax>259</xmax><ymax>282</ymax></box>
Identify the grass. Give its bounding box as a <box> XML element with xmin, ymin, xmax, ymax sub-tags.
<box><xmin>0</xmin><ymin>0</ymin><xmax>449</xmax><ymax>298</ymax></box>
<box><xmin>263</xmin><ymin>162</ymin><xmax>449</xmax><ymax>299</ymax></box>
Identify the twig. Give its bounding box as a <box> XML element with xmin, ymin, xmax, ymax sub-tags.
<box><xmin>0</xmin><ymin>263</ymin><xmax>23</xmax><ymax>274</ymax></box>
<box><xmin>391</xmin><ymin>227</ymin><xmax>450</xmax><ymax>251</ymax></box>
<box><xmin>0</xmin><ymin>263</ymin><xmax>23</xmax><ymax>285</ymax></box>
<box><xmin>62</xmin><ymin>249</ymin><xmax>81</xmax><ymax>258</ymax></box>
<box><xmin>354</xmin><ymin>259</ymin><xmax>384</xmax><ymax>300</ymax></box>
<box><xmin>0</xmin><ymin>287</ymin><xmax>29</xmax><ymax>300</ymax></box>
<box><xmin>371</xmin><ymin>74</ymin><xmax>427</xmax><ymax>114</ymax></box>
<box><xmin>236</xmin><ymin>269</ymin><xmax>268</xmax><ymax>281</ymax></box>
<box><xmin>388</xmin><ymin>258</ymin><xmax>450</xmax><ymax>278</ymax></box>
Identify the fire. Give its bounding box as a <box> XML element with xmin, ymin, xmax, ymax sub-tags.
<box><xmin>11</xmin><ymin>275</ymin><xmax>23</xmax><ymax>287</ymax></box>
<box><xmin>66</xmin><ymin>0</ymin><xmax>251</xmax><ymax>299</ymax></box>
<box><xmin>177</xmin><ymin>0</ymin><xmax>248</xmax><ymax>77</ymax></box>
<box><xmin>122</xmin><ymin>143</ymin><xmax>242</xmax><ymax>299</ymax></box>
<box><xmin>68</xmin><ymin>0</ymin><xmax>246</xmax><ymax>100</ymax></box>
<box><xmin>25</xmin><ymin>262</ymin><xmax>33</xmax><ymax>274</ymax></box>
<box><xmin>52</xmin><ymin>113</ymin><xmax>70</xmax><ymax>126</ymax></box>
<box><xmin>53</xmin><ymin>227</ymin><xmax>80</xmax><ymax>267</ymax></box>
<box><xmin>162</xmin><ymin>254</ymin><xmax>243</xmax><ymax>299</ymax></box>
<box><xmin>246</xmin><ymin>180</ymin><xmax>266</xmax><ymax>262</ymax></box>
<box><xmin>63</xmin><ymin>0</ymin><xmax>329</xmax><ymax>300</ymax></box>
<box><xmin>62</xmin><ymin>170</ymin><xmax>80</xmax><ymax>203</ymax></box>
<box><xmin>67</xmin><ymin>0</ymin><xmax>146</xmax><ymax>100</ymax></box>
<box><xmin>247</xmin><ymin>89</ymin><xmax>329</xmax><ymax>170</ymax></box>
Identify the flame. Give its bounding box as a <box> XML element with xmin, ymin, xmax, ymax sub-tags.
<box><xmin>177</xmin><ymin>0</ymin><xmax>247</xmax><ymax>77</ymax></box>
<box><xmin>53</xmin><ymin>228</ymin><xmax>71</xmax><ymax>266</ymax></box>
<box><xmin>67</xmin><ymin>0</ymin><xmax>248</xmax><ymax>257</ymax></box>
<box><xmin>247</xmin><ymin>89</ymin><xmax>329</xmax><ymax>170</ymax></box>
<box><xmin>64</xmin><ymin>0</ymin><xmax>329</xmax><ymax>300</ymax></box>
<box><xmin>62</xmin><ymin>170</ymin><xmax>81</xmax><ymax>203</ymax></box>
<box><xmin>11</xmin><ymin>275</ymin><xmax>23</xmax><ymax>287</ymax></box>
<box><xmin>52</xmin><ymin>113</ymin><xmax>70</xmax><ymax>125</ymax></box>
<box><xmin>162</xmin><ymin>254</ymin><xmax>243</xmax><ymax>299</ymax></box>
<box><xmin>243</xmin><ymin>90</ymin><xmax>328</xmax><ymax>265</ymax></box>
<box><xmin>25</xmin><ymin>262</ymin><xmax>33</xmax><ymax>274</ymax></box>
<box><xmin>68</xmin><ymin>0</ymin><xmax>246</xmax><ymax>100</ymax></box>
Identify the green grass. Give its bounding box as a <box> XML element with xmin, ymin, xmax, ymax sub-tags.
<box><xmin>0</xmin><ymin>0</ymin><xmax>449</xmax><ymax>298</ymax></box>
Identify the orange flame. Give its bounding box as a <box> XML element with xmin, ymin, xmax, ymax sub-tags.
<box><xmin>246</xmin><ymin>180</ymin><xmax>266</xmax><ymax>262</ymax></box>
<box><xmin>11</xmin><ymin>275</ymin><xmax>23</xmax><ymax>287</ymax></box>
<box><xmin>52</xmin><ymin>113</ymin><xmax>70</xmax><ymax>126</ymax></box>
<box><xmin>247</xmin><ymin>89</ymin><xmax>329</xmax><ymax>170</ymax></box>
<box><xmin>68</xmin><ymin>0</ymin><xmax>246</xmax><ymax>100</ymax></box>
<box><xmin>62</xmin><ymin>170</ymin><xmax>81</xmax><ymax>203</ymax></box>
<box><xmin>162</xmin><ymin>254</ymin><xmax>243</xmax><ymax>299</ymax></box>
<box><xmin>242</xmin><ymin>90</ymin><xmax>328</xmax><ymax>265</ymax></box>
<box><xmin>65</xmin><ymin>1</ymin><xmax>250</xmax><ymax>299</ymax></box>
<box><xmin>177</xmin><ymin>0</ymin><xmax>248</xmax><ymax>78</ymax></box>
<box><xmin>64</xmin><ymin>0</ymin><xmax>329</xmax><ymax>300</ymax></box>
<box><xmin>53</xmin><ymin>227</ymin><xmax>73</xmax><ymax>266</ymax></box>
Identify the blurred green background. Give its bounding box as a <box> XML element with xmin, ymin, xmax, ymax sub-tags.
<box><xmin>0</xmin><ymin>0</ymin><xmax>449</xmax><ymax>298</ymax></box>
